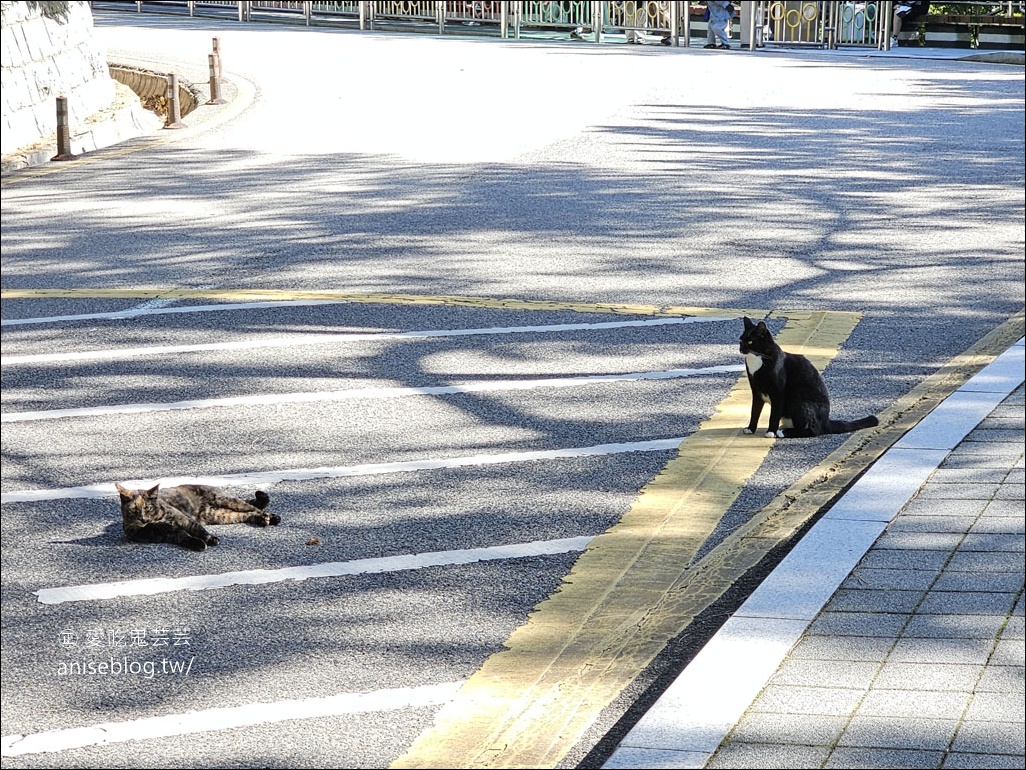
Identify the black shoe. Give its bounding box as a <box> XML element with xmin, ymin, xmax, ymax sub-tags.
<box><xmin>660</xmin><ymin>36</ymin><xmax>672</xmax><ymax>46</ymax></box>
<box><xmin>716</xmin><ymin>43</ymin><xmax>731</xmax><ymax>49</ymax></box>
<box><xmin>704</xmin><ymin>43</ymin><xmax>717</xmax><ymax>49</ymax></box>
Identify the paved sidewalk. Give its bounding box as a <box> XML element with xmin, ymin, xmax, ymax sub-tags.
<box><xmin>605</xmin><ymin>338</ymin><xmax>1025</xmax><ymax>769</ymax></box>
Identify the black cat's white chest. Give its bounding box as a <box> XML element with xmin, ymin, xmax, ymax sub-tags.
<box><xmin>745</xmin><ymin>353</ymin><xmax>764</xmax><ymax>375</ymax></box>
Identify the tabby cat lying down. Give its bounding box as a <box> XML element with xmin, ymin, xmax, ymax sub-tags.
<box><xmin>116</xmin><ymin>483</ymin><xmax>279</xmax><ymax>551</ymax></box>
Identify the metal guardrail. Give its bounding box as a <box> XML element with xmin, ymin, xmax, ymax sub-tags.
<box><xmin>96</xmin><ymin>1</ymin><xmax>1023</xmax><ymax>50</ymax></box>
<box><xmin>107</xmin><ymin>1</ymin><xmax>696</xmax><ymax>43</ymax></box>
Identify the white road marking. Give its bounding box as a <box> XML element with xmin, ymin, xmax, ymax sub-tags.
<box><xmin>1</xmin><ymin>365</ymin><xmax>743</xmax><ymax>423</ymax></box>
<box><xmin>0</xmin><ymin>437</ymin><xmax>686</xmax><ymax>504</ymax></box>
<box><xmin>0</xmin><ymin>681</ymin><xmax>464</xmax><ymax>757</ymax></box>
<box><xmin>0</xmin><ymin>316</ymin><xmax>727</xmax><ymax>366</ymax></box>
<box><xmin>34</xmin><ymin>536</ymin><xmax>595</xmax><ymax>605</ymax></box>
<box><xmin>0</xmin><ymin>300</ymin><xmax>342</xmax><ymax>327</ymax></box>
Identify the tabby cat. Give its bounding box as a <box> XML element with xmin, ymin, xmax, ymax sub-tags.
<box><xmin>116</xmin><ymin>483</ymin><xmax>279</xmax><ymax>551</ymax></box>
<box><xmin>739</xmin><ymin>316</ymin><xmax>879</xmax><ymax>438</ymax></box>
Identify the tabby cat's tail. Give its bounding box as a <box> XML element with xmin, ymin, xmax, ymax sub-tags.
<box><xmin>827</xmin><ymin>415</ymin><xmax>879</xmax><ymax>434</ymax></box>
<box><xmin>248</xmin><ymin>490</ymin><xmax>270</xmax><ymax>510</ymax></box>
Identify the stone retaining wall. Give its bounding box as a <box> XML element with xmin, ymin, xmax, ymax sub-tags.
<box><xmin>0</xmin><ymin>0</ymin><xmax>117</xmax><ymax>155</ymax></box>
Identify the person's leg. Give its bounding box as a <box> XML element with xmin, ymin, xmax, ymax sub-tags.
<box><xmin>706</xmin><ymin>8</ymin><xmax>718</xmax><ymax>47</ymax></box>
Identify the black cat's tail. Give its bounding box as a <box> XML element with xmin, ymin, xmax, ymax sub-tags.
<box><xmin>827</xmin><ymin>415</ymin><xmax>879</xmax><ymax>434</ymax></box>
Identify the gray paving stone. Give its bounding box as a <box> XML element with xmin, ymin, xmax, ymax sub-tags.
<box><xmin>825</xmin><ymin>746</ymin><xmax>944</xmax><ymax>768</ymax></box>
<box><xmin>806</xmin><ymin>611</ymin><xmax>909</xmax><ymax>638</ymax></box>
<box><xmin>901</xmin><ymin>613</ymin><xmax>1010</xmax><ymax>639</ymax></box>
<box><xmin>858</xmin><ymin>549</ymin><xmax>952</xmax><ymax>571</ymax></box>
<box><xmin>974</xmin><ymin>665</ymin><xmax>1025</xmax><ymax>693</ymax></box>
<box><xmin>931</xmin><ymin>571</ymin><xmax>1024</xmax><ymax>593</ymax></box>
<box><xmin>950</xmin><ymin>718</ymin><xmax>1026</xmax><ymax>755</ymax></box>
<box><xmin>856</xmin><ymin>688</ymin><xmax>969</xmax><ymax>720</ymax></box>
<box><xmin>982</xmin><ymin>498</ymin><xmax>1025</xmax><ymax>517</ymax></box>
<box><xmin>1001</xmin><ymin>615</ymin><xmax>1024</xmax><ymax>640</ymax></box>
<box><xmin>944</xmin><ymin>550</ymin><xmax>1023</xmax><ymax>573</ymax></box>
<box><xmin>889</xmin><ymin>637</ymin><xmax>995</xmax><ymax>665</ymax></box>
<box><xmin>728</xmin><ymin>712</ymin><xmax>847</xmax><ymax>746</ymax></box>
<box><xmin>901</xmin><ymin>498</ymin><xmax>988</xmax><ymax>518</ymax></box>
<box><xmin>958</xmin><ymin>533</ymin><xmax>1025</xmax><ymax>552</ymax></box>
<box><xmin>993</xmin><ymin>480</ymin><xmax>1024</xmax><ymax>500</ymax></box>
<box><xmin>949</xmin><ymin>442</ymin><xmax>1023</xmax><ymax>459</ymax></box>
<box><xmin>837</xmin><ymin>714</ymin><xmax>960</xmax><ymax>750</ymax></box>
<box><xmin>706</xmin><ymin>741</ymin><xmax>830</xmax><ymax>769</ymax></box>
<box><xmin>787</xmin><ymin>635</ymin><xmax>894</xmax><ymax>662</ymax></box>
<box><xmin>873</xmin><ymin>662</ymin><xmax>983</xmax><ymax>691</ymax></box>
<box><xmin>916</xmin><ymin>591</ymin><xmax>1019</xmax><ymax>616</ymax></box>
<box><xmin>965</xmin><ymin>691</ymin><xmax>1026</xmax><ymax>723</ymax></box>
<box><xmin>929</xmin><ymin>468</ymin><xmax>1011</xmax><ymax>485</ymax></box>
<box><xmin>874</xmin><ymin>530</ymin><xmax>965</xmax><ymax>551</ymax></box>
<box><xmin>941</xmin><ymin>751</ymin><xmax>1026</xmax><ymax>769</ymax></box>
<box><xmin>770</xmin><ymin>659</ymin><xmax>880</xmax><ymax>690</ymax></box>
<box><xmin>989</xmin><ymin>637</ymin><xmax>1026</xmax><ymax>667</ymax></box>
<box><xmin>968</xmin><ymin>516</ymin><xmax>1024</xmax><ymax>534</ymax></box>
<box><xmin>750</xmin><ymin>684</ymin><xmax>864</xmax><ymax>717</ymax></box>
<box><xmin>965</xmin><ymin>429</ymin><xmax>1026</xmax><ymax>444</ymax></box>
<box><xmin>825</xmin><ymin>588</ymin><xmax>926</xmax><ymax>614</ymax></box>
<box><xmin>889</xmin><ymin>516</ymin><xmax>975</xmax><ymax>533</ymax></box>
<box><xmin>842</xmin><ymin>567</ymin><xmax>941</xmax><ymax>591</ymax></box>
<box><xmin>940</xmin><ymin>452</ymin><xmax>1020</xmax><ymax>469</ymax></box>
<box><xmin>915</xmin><ymin>483</ymin><xmax>1001</xmax><ymax>501</ymax></box>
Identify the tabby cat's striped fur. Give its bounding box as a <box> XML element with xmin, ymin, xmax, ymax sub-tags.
<box><xmin>116</xmin><ymin>483</ymin><xmax>278</xmax><ymax>551</ymax></box>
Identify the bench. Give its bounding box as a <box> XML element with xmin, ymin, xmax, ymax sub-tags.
<box><xmin>900</xmin><ymin>12</ymin><xmax>1025</xmax><ymax>49</ymax></box>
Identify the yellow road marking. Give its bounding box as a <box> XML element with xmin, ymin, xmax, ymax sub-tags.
<box><xmin>391</xmin><ymin>310</ymin><xmax>863</xmax><ymax>769</ymax></box>
<box><xmin>11</xmin><ymin>288</ymin><xmax>1017</xmax><ymax>767</ymax></box>
<box><xmin>0</xmin><ymin>288</ymin><xmax>769</xmax><ymax>320</ymax></box>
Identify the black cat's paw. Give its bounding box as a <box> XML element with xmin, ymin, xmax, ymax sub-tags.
<box><xmin>743</xmin><ymin>427</ymin><xmax>755</xmax><ymax>435</ymax></box>
<box><xmin>766</xmin><ymin>430</ymin><xmax>785</xmax><ymax>438</ymax></box>
<box><xmin>186</xmin><ymin>538</ymin><xmax>207</xmax><ymax>552</ymax></box>
<box><xmin>206</xmin><ymin>535</ymin><xmax>220</xmax><ymax>547</ymax></box>
<box><xmin>267</xmin><ymin>513</ymin><xmax>281</xmax><ymax>526</ymax></box>
<box><xmin>249</xmin><ymin>491</ymin><xmax>270</xmax><ymax>510</ymax></box>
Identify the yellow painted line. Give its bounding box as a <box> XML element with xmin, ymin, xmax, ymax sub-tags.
<box><xmin>649</xmin><ymin>307</ymin><xmax>1026</xmax><ymax>650</ymax></box>
<box><xmin>0</xmin><ymin>287</ymin><xmax>770</xmax><ymax>320</ymax></box>
<box><xmin>391</xmin><ymin>310</ymin><xmax>863</xmax><ymax>769</ymax></box>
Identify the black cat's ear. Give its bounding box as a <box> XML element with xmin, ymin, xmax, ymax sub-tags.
<box><xmin>757</xmin><ymin>321</ymin><xmax>768</xmax><ymax>330</ymax></box>
<box><xmin>743</xmin><ymin>316</ymin><xmax>755</xmax><ymax>329</ymax></box>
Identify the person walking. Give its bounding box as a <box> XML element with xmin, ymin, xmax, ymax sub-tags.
<box><xmin>704</xmin><ymin>1</ymin><xmax>735</xmax><ymax>49</ymax></box>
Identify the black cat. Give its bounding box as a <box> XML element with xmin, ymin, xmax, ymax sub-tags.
<box><xmin>739</xmin><ymin>316</ymin><xmax>878</xmax><ymax>438</ymax></box>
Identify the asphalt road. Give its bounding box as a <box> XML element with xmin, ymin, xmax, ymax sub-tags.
<box><xmin>1</xmin><ymin>10</ymin><xmax>1023</xmax><ymax>769</ymax></box>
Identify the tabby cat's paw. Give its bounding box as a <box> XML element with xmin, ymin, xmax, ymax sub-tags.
<box><xmin>249</xmin><ymin>513</ymin><xmax>279</xmax><ymax>527</ymax></box>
